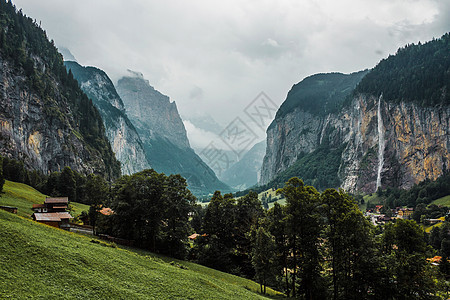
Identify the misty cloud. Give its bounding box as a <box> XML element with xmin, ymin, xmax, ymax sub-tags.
<box><xmin>12</xmin><ymin>0</ymin><xmax>450</xmax><ymax>148</ymax></box>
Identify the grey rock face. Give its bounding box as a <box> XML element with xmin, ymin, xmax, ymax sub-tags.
<box><xmin>260</xmin><ymin>93</ymin><xmax>450</xmax><ymax>193</ymax></box>
<box><xmin>65</xmin><ymin>62</ymin><xmax>150</xmax><ymax>175</ymax></box>
<box><xmin>116</xmin><ymin>75</ymin><xmax>190</xmax><ymax>149</ymax></box>
<box><xmin>0</xmin><ymin>56</ymin><xmax>115</xmax><ymax>178</ymax></box>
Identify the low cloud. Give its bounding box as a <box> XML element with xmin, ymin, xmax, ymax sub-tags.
<box><xmin>13</xmin><ymin>0</ymin><xmax>450</xmax><ymax>148</ymax></box>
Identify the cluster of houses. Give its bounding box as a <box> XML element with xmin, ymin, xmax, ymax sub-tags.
<box><xmin>366</xmin><ymin>205</ymin><xmax>414</xmax><ymax>224</ymax></box>
<box><xmin>31</xmin><ymin>197</ymin><xmax>73</xmax><ymax>229</ymax></box>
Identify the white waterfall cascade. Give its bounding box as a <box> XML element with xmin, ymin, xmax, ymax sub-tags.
<box><xmin>376</xmin><ymin>94</ymin><xmax>385</xmax><ymax>190</ymax></box>
<box><xmin>319</xmin><ymin>114</ymin><xmax>331</xmax><ymax>144</ymax></box>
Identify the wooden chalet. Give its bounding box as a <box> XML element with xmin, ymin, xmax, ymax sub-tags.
<box><xmin>31</xmin><ymin>197</ymin><xmax>73</xmax><ymax>229</ymax></box>
<box><xmin>44</xmin><ymin>197</ymin><xmax>69</xmax><ymax>211</ymax></box>
<box><xmin>32</xmin><ymin>212</ymin><xmax>73</xmax><ymax>229</ymax></box>
<box><xmin>32</xmin><ymin>204</ymin><xmax>47</xmax><ymax>213</ymax></box>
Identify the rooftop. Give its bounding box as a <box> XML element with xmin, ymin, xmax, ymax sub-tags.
<box><xmin>32</xmin><ymin>212</ymin><xmax>73</xmax><ymax>222</ymax></box>
<box><xmin>32</xmin><ymin>204</ymin><xmax>46</xmax><ymax>208</ymax></box>
<box><xmin>99</xmin><ymin>207</ymin><xmax>114</xmax><ymax>216</ymax></box>
<box><xmin>45</xmin><ymin>197</ymin><xmax>69</xmax><ymax>204</ymax></box>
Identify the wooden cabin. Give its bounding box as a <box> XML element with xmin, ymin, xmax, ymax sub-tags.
<box><xmin>44</xmin><ymin>197</ymin><xmax>69</xmax><ymax>212</ymax></box>
<box><xmin>31</xmin><ymin>197</ymin><xmax>72</xmax><ymax>229</ymax></box>
<box><xmin>32</xmin><ymin>204</ymin><xmax>47</xmax><ymax>213</ymax></box>
<box><xmin>31</xmin><ymin>212</ymin><xmax>73</xmax><ymax>229</ymax></box>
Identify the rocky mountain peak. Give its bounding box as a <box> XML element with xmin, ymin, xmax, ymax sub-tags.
<box><xmin>117</xmin><ymin>75</ymin><xmax>190</xmax><ymax>149</ymax></box>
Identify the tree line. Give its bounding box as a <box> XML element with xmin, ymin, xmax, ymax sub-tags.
<box><xmin>192</xmin><ymin>178</ymin><xmax>448</xmax><ymax>298</ymax></box>
<box><xmin>355</xmin><ymin>32</ymin><xmax>450</xmax><ymax>106</ymax></box>
<box><xmin>1</xmin><ymin>155</ymin><xmax>449</xmax><ymax>298</ymax></box>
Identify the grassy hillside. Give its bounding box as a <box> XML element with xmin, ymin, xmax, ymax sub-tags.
<box><xmin>0</xmin><ymin>180</ymin><xmax>281</xmax><ymax>299</ymax></box>
<box><xmin>431</xmin><ymin>195</ymin><xmax>450</xmax><ymax>207</ymax></box>
<box><xmin>0</xmin><ymin>180</ymin><xmax>88</xmax><ymax>218</ymax></box>
<box><xmin>0</xmin><ymin>210</ymin><xmax>279</xmax><ymax>299</ymax></box>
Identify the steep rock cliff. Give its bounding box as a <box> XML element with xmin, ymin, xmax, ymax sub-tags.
<box><xmin>116</xmin><ymin>73</ymin><xmax>229</xmax><ymax>195</ymax></box>
<box><xmin>261</xmin><ymin>92</ymin><xmax>450</xmax><ymax>193</ymax></box>
<box><xmin>260</xmin><ymin>71</ymin><xmax>367</xmax><ymax>188</ymax></box>
<box><xmin>339</xmin><ymin>95</ymin><xmax>450</xmax><ymax>192</ymax></box>
<box><xmin>0</xmin><ymin>54</ymin><xmax>120</xmax><ymax>178</ymax></box>
<box><xmin>260</xmin><ymin>34</ymin><xmax>450</xmax><ymax>192</ymax></box>
<box><xmin>117</xmin><ymin>73</ymin><xmax>190</xmax><ymax>149</ymax></box>
<box><xmin>0</xmin><ymin>2</ymin><xmax>120</xmax><ymax>179</ymax></box>
<box><xmin>65</xmin><ymin>61</ymin><xmax>150</xmax><ymax>174</ymax></box>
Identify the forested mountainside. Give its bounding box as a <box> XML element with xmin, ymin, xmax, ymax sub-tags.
<box><xmin>260</xmin><ymin>33</ymin><xmax>450</xmax><ymax>192</ymax></box>
<box><xmin>64</xmin><ymin>61</ymin><xmax>150</xmax><ymax>175</ymax></box>
<box><xmin>116</xmin><ymin>74</ymin><xmax>229</xmax><ymax>195</ymax></box>
<box><xmin>0</xmin><ymin>1</ymin><xmax>120</xmax><ymax>179</ymax></box>
<box><xmin>275</xmin><ymin>70</ymin><xmax>368</xmax><ymax>119</ymax></box>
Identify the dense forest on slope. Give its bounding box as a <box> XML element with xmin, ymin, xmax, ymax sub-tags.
<box><xmin>0</xmin><ymin>0</ymin><xmax>120</xmax><ymax>178</ymax></box>
<box><xmin>355</xmin><ymin>32</ymin><xmax>450</xmax><ymax>105</ymax></box>
<box><xmin>274</xmin><ymin>70</ymin><xmax>367</xmax><ymax>119</ymax></box>
<box><xmin>374</xmin><ymin>173</ymin><xmax>450</xmax><ymax>209</ymax></box>
<box><xmin>266</xmin><ymin>145</ymin><xmax>345</xmax><ymax>190</ymax></box>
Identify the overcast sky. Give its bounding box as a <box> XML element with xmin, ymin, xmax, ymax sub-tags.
<box><xmin>13</xmin><ymin>0</ymin><xmax>450</xmax><ymax>150</ymax></box>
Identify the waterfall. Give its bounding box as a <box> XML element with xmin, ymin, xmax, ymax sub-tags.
<box><xmin>376</xmin><ymin>95</ymin><xmax>385</xmax><ymax>190</ymax></box>
<box><xmin>319</xmin><ymin>114</ymin><xmax>331</xmax><ymax>145</ymax></box>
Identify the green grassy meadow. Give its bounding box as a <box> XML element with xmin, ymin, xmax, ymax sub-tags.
<box><xmin>431</xmin><ymin>195</ymin><xmax>450</xmax><ymax>207</ymax></box>
<box><xmin>0</xmin><ymin>180</ymin><xmax>88</xmax><ymax>218</ymax></box>
<box><xmin>0</xmin><ymin>181</ymin><xmax>282</xmax><ymax>299</ymax></box>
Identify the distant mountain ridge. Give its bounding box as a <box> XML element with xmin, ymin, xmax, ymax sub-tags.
<box><xmin>64</xmin><ymin>61</ymin><xmax>150</xmax><ymax>175</ymax></box>
<box><xmin>220</xmin><ymin>141</ymin><xmax>266</xmax><ymax>190</ymax></box>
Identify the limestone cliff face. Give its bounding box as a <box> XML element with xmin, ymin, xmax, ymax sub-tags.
<box><xmin>65</xmin><ymin>61</ymin><xmax>150</xmax><ymax>175</ymax></box>
<box><xmin>260</xmin><ymin>93</ymin><xmax>450</xmax><ymax>192</ymax></box>
<box><xmin>0</xmin><ymin>56</ymin><xmax>119</xmax><ymax>178</ymax></box>
<box><xmin>116</xmin><ymin>74</ymin><xmax>190</xmax><ymax>149</ymax></box>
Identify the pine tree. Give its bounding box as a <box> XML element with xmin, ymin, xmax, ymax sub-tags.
<box><xmin>251</xmin><ymin>226</ymin><xmax>276</xmax><ymax>294</ymax></box>
<box><xmin>277</xmin><ymin>177</ymin><xmax>324</xmax><ymax>298</ymax></box>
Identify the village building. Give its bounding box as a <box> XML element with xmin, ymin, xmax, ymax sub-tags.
<box><xmin>375</xmin><ymin>205</ymin><xmax>383</xmax><ymax>214</ymax></box>
<box><xmin>99</xmin><ymin>207</ymin><xmax>114</xmax><ymax>216</ymax></box>
<box><xmin>31</xmin><ymin>197</ymin><xmax>73</xmax><ymax>229</ymax></box>
<box><xmin>32</xmin><ymin>204</ymin><xmax>47</xmax><ymax>213</ymax></box>
<box><xmin>397</xmin><ymin>208</ymin><xmax>414</xmax><ymax>219</ymax></box>
<box><xmin>32</xmin><ymin>212</ymin><xmax>73</xmax><ymax>229</ymax></box>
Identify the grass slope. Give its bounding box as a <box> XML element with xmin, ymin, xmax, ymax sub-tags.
<box><xmin>0</xmin><ymin>180</ymin><xmax>88</xmax><ymax>218</ymax></box>
<box><xmin>431</xmin><ymin>195</ymin><xmax>450</xmax><ymax>207</ymax></box>
<box><xmin>0</xmin><ymin>181</ymin><xmax>281</xmax><ymax>299</ymax></box>
<box><xmin>0</xmin><ymin>210</ymin><xmax>277</xmax><ymax>299</ymax></box>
